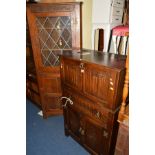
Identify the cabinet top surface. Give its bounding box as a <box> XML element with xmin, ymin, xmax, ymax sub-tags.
<box><xmin>27</xmin><ymin>2</ymin><xmax>82</xmax><ymax>6</ymax></box>
<box><xmin>60</xmin><ymin>49</ymin><xmax>126</xmax><ymax>71</ymax></box>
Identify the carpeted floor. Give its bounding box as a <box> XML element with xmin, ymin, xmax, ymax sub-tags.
<box><xmin>26</xmin><ymin>99</ymin><xmax>89</xmax><ymax>155</ymax></box>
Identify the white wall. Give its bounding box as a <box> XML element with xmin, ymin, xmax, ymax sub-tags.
<box><xmin>92</xmin><ymin>0</ymin><xmax>111</xmax><ymax>24</ymax></box>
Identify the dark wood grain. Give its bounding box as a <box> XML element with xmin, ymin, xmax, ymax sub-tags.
<box><xmin>60</xmin><ymin>51</ymin><xmax>126</xmax><ymax>155</ymax></box>
<box><xmin>26</xmin><ymin>2</ymin><xmax>82</xmax><ymax>118</ymax></box>
<box><xmin>59</xmin><ymin>49</ymin><xmax>126</xmax><ymax>70</ymax></box>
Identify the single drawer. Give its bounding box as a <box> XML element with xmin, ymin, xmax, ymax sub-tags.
<box><xmin>111</xmin><ymin>7</ymin><xmax>123</xmax><ymax>16</ymax></box>
<box><xmin>112</xmin><ymin>0</ymin><xmax>125</xmax><ymax>8</ymax></box>
<box><xmin>62</xmin><ymin>88</ymin><xmax>113</xmax><ymax>129</ymax></box>
<box><xmin>111</xmin><ymin>15</ymin><xmax>122</xmax><ymax>24</ymax></box>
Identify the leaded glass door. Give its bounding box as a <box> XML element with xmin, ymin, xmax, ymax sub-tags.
<box><xmin>36</xmin><ymin>15</ymin><xmax>72</xmax><ymax>67</ymax></box>
<box><xmin>26</xmin><ymin>3</ymin><xmax>82</xmax><ymax>118</ymax></box>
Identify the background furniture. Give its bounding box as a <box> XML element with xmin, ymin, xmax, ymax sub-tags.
<box><xmin>94</xmin><ymin>28</ymin><xmax>104</xmax><ymax>51</ymax></box>
<box><xmin>92</xmin><ymin>0</ymin><xmax>125</xmax><ymax>52</ymax></box>
<box><xmin>108</xmin><ymin>25</ymin><xmax>129</xmax><ymax>55</ymax></box>
<box><xmin>26</xmin><ymin>19</ymin><xmax>41</xmax><ymax>106</ymax></box>
<box><xmin>60</xmin><ymin>50</ymin><xmax>126</xmax><ymax>155</ymax></box>
<box><xmin>26</xmin><ymin>2</ymin><xmax>82</xmax><ymax>118</ymax></box>
<box><xmin>115</xmin><ymin>52</ymin><xmax>129</xmax><ymax>155</ymax></box>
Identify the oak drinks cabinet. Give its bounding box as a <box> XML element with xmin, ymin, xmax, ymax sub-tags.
<box><xmin>60</xmin><ymin>50</ymin><xmax>126</xmax><ymax>155</ymax></box>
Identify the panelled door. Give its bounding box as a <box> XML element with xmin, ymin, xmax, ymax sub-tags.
<box><xmin>83</xmin><ymin>63</ymin><xmax>118</xmax><ymax>110</ymax></box>
<box><xmin>61</xmin><ymin>58</ymin><xmax>83</xmax><ymax>91</ymax></box>
<box><xmin>83</xmin><ymin>117</ymin><xmax>109</xmax><ymax>155</ymax></box>
<box><xmin>26</xmin><ymin>3</ymin><xmax>82</xmax><ymax>118</ymax></box>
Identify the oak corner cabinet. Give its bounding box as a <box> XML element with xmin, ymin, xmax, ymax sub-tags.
<box><xmin>26</xmin><ymin>2</ymin><xmax>82</xmax><ymax>118</ymax></box>
<box><xmin>26</xmin><ymin>17</ymin><xmax>41</xmax><ymax>107</ymax></box>
<box><xmin>60</xmin><ymin>50</ymin><xmax>126</xmax><ymax>155</ymax></box>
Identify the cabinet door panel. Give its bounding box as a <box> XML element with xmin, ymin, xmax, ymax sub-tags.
<box><xmin>38</xmin><ymin>74</ymin><xmax>62</xmax><ymax>117</ymax></box>
<box><xmin>39</xmin><ymin>74</ymin><xmax>61</xmax><ymax>94</ymax></box>
<box><xmin>83</xmin><ymin>65</ymin><xmax>110</xmax><ymax>102</ymax></box>
<box><xmin>67</xmin><ymin>106</ymin><xmax>81</xmax><ymax>140</ymax></box>
<box><xmin>62</xmin><ymin>59</ymin><xmax>82</xmax><ymax>91</ymax></box>
<box><xmin>83</xmin><ymin>64</ymin><xmax>119</xmax><ymax>110</ymax></box>
<box><xmin>84</xmin><ymin>117</ymin><xmax>109</xmax><ymax>155</ymax></box>
<box><xmin>62</xmin><ymin>88</ymin><xmax>82</xmax><ymax>140</ymax></box>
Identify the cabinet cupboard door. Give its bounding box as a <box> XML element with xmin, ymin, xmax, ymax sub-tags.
<box><xmin>38</xmin><ymin>74</ymin><xmax>62</xmax><ymax>116</ymax></box>
<box><xmin>66</xmin><ymin>105</ymin><xmax>81</xmax><ymax>141</ymax></box>
<box><xmin>83</xmin><ymin>117</ymin><xmax>109</xmax><ymax>155</ymax></box>
<box><xmin>27</xmin><ymin>3</ymin><xmax>82</xmax><ymax>73</ymax></box>
<box><xmin>83</xmin><ymin>64</ymin><xmax>118</xmax><ymax>110</ymax></box>
<box><xmin>61</xmin><ymin>59</ymin><xmax>83</xmax><ymax>91</ymax></box>
<box><xmin>83</xmin><ymin>65</ymin><xmax>109</xmax><ymax>101</ymax></box>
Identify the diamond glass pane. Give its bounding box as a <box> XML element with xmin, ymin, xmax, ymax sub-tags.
<box><xmin>36</xmin><ymin>16</ymin><xmax>72</xmax><ymax>67</ymax></box>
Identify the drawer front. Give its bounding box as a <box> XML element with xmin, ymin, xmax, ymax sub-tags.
<box><xmin>112</xmin><ymin>0</ymin><xmax>125</xmax><ymax>8</ymax></box>
<box><xmin>62</xmin><ymin>87</ymin><xmax>114</xmax><ymax>130</ymax></box>
<box><xmin>111</xmin><ymin>15</ymin><xmax>122</xmax><ymax>24</ymax></box>
<box><xmin>111</xmin><ymin>7</ymin><xmax>123</xmax><ymax>16</ymax></box>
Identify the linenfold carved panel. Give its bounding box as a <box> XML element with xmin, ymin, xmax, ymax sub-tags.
<box><xmin>83</xmin><ymin>68</ymin><xmax>110</xmax><ymax>102</ymax></box>
<box><xmin>63</xmin><ymin>63</ymin><xmax>82</xmax><ymax>90</ymax></box>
